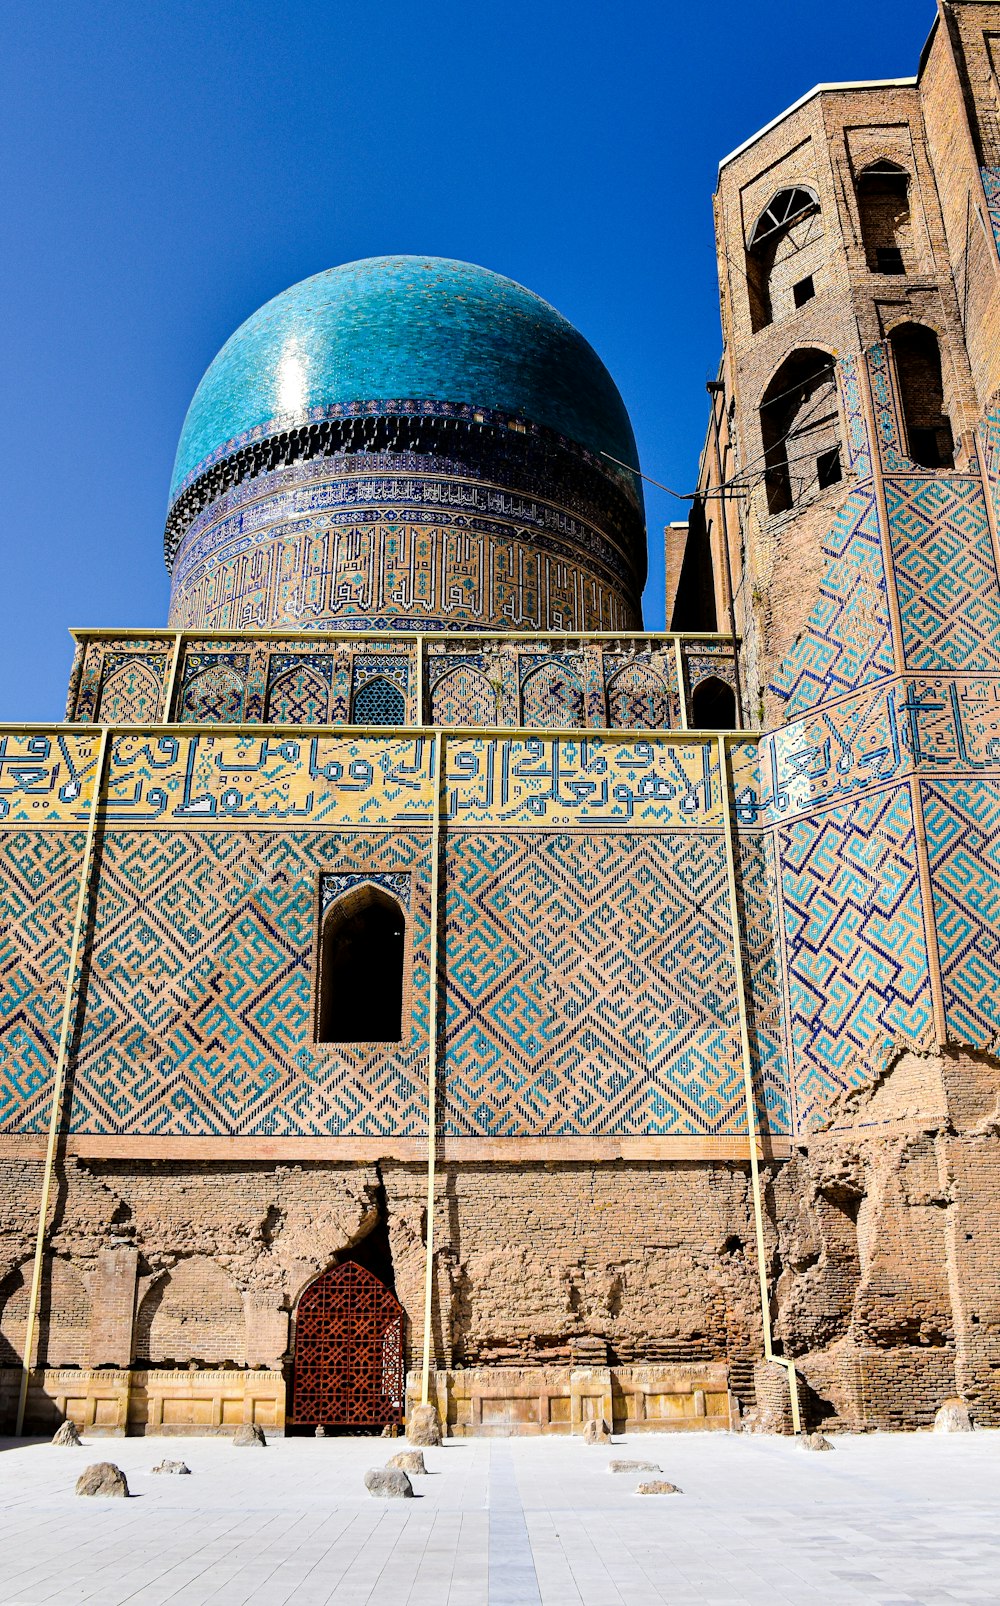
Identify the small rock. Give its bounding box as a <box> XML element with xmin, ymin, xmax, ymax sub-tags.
<box><xmin>232</xmin><ymin>1423</ymin><xmax>267</xmax><ymax>1447</ymax></box>
<box><xmin>803</xmin><ymin>1431</ymin><xmax>833</xmax><ymax>1451</ymax></box>
<box><xmin>365</xmin><ymin>1465</ymin><xmax>414</xmax><ymax>1498</ymax></box>
<box><xmin>52</xmin><ymin>1420</ymin><xmax>82</xmax><ymax>1447</ymax></box>
<box><xmin>151</xmin><ymin>1460</ymin><xmax>191</xmax><ymax>1475</ymax></box>
<box><xmin>314</xmin><ymin>1425</ymin><xmax>327</xmax><ymax>1438</ymax></box>
<box><xmin>608</xmin><ymin>1458</ymin><xmax>660</xmax><ymax>1473</ymax></box>
<box><xmin>75</xmin><ymin>1462</ymin><xmax>129</xmax><ymax>1498</ymax></box>
<box><xmin>934</xmin><ymin>1398</ymin><xmax>972</xmax><ymax>1433</ymax></box>
<box><xmin>388</xmin><ymin>1450</ymin><xmax>426</xmax><ymax>1475</ymax></box>
<box><xmin>635</xmin><ymin>1479</ymin><xmax>682</xmax><ymax>1495</ymax></box>
<box><xmin>582</xmin><ymin>1418</ymin><xmax>612</xmax><ymax>1444</ymax></box>
<box><xmin>407</xmin><ymin>1404</ymin><xmax>441</xmax><ymax>1447</ymax></box>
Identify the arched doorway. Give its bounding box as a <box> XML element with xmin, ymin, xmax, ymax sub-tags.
<box><xmin>290</xmin><ymin>1261</ymin><xmax>405</xmax><ymax>1432</ymax></box>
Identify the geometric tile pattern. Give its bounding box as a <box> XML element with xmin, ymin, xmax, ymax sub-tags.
<box><xmin>736</xmin><ymin>830</ymin><xmax>791</xmax><ymax>1133</ymax></box>
<box><xmin>885</xmin><ymin>475</ymin><xmax>1000</xmax><ymax>672</ymax></box>
<box><xmin>442</xmin><ymin>831</ymin><xmax>751</xmax><ymax>1135</ymax></box>
<box><xmin>64</xmin><ymin>829</ymin><xmax>431</xmax><ymax>1137</ymax></box>
<box><xmin>97</xmin><ymin>656</ymin><xmax>167</xmax><ymax>725</ymax></box>
<box><xmin>604</xmin><ymin>661</ymin><xmax>670</xmax><ymax>730</ymax></box>
<box><xmin>178</xmin><ymin>657</ymin><xmax>249</xmax><ymax>723</ymax></box>
<box><xmin>265</xmin><ymin>658</ymin><xmax>333</xmax><ymax>724</ymax></box>
<box><xmin>921</xmin><ymin>779</ymin><xmax>1000</xmax><ymax>1050</ymax></box>
<box><xmin>769</xmin><ymin>488</ymin><xmax>894</xmax><ymax>716</ymax></box>
<box><xmin>520</xmin><ymin>658</ymin><xmax>585</xmax><ymax>727</ymax></box>
<box><xmin>429</xmin><ymin>664</ymin><xmax>497</xmax><ymax>727</ymax></box>
<box><xmin>980</xmin><ymin>168</ymin><xmax>1000</xmax><ymax>258</ymax></box>
<box><xmin>778</xmin><ymin>787</ymin><xmax>934</xmax><ymax>1130</ymax></box>
<box><xmin>0</xmin><ymin>831</ymin><xmax>84</xmax><ymax>1132</ymax></box>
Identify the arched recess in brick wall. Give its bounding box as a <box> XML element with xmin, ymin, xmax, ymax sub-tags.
<box><xmin>134</xmin><ymin>1257</ymin><xmax>246</xmax><ymax>1366</ymax></box>
<box><xmin>856</xmin><ymin>160</ymin><xmax>912</xmax><ymax>276</ymax></box>
<box><xmin>0</xmin><ymin>1259</ymin><xmax>92</xmax><ymax>1368</ymax></box>
<box><xmin>316</xmin><ymin>885</ymin><xmax>406</xmax><ymax>1043</ymax></box>
<box><xmin>888</xmin><ymin>323</ymin><xmax>955</xmax><ymax>469</ymax></box>
<box><xmin>690</xmin><ymin>675</ymin><xmax>737</xmax><ymax>731</ymax></box>
<box><xmin>759</xmin><ymin>348</ymin><xmax>841</xmax><ymax>516</ymax></box>
<box><xmin>746</xmin><ymin>186</ymin><xmax>822</xmax><ymax>331</ymax></box>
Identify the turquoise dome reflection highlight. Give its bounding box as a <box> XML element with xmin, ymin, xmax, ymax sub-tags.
<box><xmin>170</xmin><ymin>256</ymin><xmax>640</xmax><ymax>502</ymax></box>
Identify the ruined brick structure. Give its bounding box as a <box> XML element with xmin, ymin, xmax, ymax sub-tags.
<box><xmin>4</xmin><ymin>3</ymin><xmax>1000</xmax><ymax>1440</ymax></box>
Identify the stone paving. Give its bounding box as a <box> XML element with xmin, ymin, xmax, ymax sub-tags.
<box><xmin>1</xmin><ymin>1429</ymin><xmax>999</xmax><ymax>1604</ymax></box>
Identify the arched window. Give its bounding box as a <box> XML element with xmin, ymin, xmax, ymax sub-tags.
<box><xmin>317</xmin><ymin>887</ymin><xmax>405</xmax><ymax>1043</ymax></box>
<box><xmin>352</xmin><ymin>678</ymin><xmax>406</xmax><ymax>725</ymax></box>
<box><xmin>888</xmin><ymin>323</ymin><xmax>954</xmax><ymax>469</ymax></box>
<box><xmin>691</xmin><ymin>676</ymin><xmax>737</xmax><ymax>730</ymax></box>
<box><xmin>746</xmin><ymin>186</ymin><xmax>822</xmax><ymax>332</ymax></box>
<box><xmin>856</xmin><ymin>161</ymin><xmax>911</xmax><ymax>276</ymax></box>
<box><xmin>759</xmin><ymin>348</ymin><xmax>841</xmax><ymax>516</ymax></box>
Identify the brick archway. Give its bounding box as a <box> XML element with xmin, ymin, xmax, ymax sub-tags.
<box><xmin>290</xmin><ymin>1261</ymin><xmax>405</xmax><ymax>1431</ymax></box>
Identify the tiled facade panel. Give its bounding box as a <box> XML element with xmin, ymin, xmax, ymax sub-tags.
<box><xmin>68</xmin><ymin>829</ymin><xmax>432</xmax><ymax>1139</ymax></box>
<box><xmin>0</xmin><ymin>831</ymin><xmax>85</xmax><ymax>1132</ymax></box>
<box><xmin>921</xmin><ymin>778</ymin><xmax>1000</xmax><ymax>1050</ymax></box>
<box><xmin>778</xmin><ymin>787</ymin><xmax>934</xmax><ymax>1132</ymax></box>
<box><xmin>442</xmin><ymin>830</ymin><xmax>749</xmax><ymax>1137</ymax></box>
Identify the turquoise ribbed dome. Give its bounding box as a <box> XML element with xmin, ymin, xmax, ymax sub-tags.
<box><xmin>169</xmin><ymin>256</ymin><xmax>639</xmax><ymax>502</ymax></box>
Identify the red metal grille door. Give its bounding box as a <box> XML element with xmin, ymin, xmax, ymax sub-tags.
<box><xmin>291</xmin><ymin>1261</ymin><xmax>405</xmax><ymax>1429</ymax></box>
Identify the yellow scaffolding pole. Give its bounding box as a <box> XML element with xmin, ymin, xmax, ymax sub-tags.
<box><xmin>420</xmin><ymin>729</ymin><xmax>444</xmax><ymax>1409</ymax></box>
<box><xmin>718</xmin><ymin>735</ymin><xmax>801</xmax><ymax>1435</ymax></box>
<box><xmin>16</xmin><ymin>726</ymin><xmax>110</xmax><ymax>1436</ymax></box>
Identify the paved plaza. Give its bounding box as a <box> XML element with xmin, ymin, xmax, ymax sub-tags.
<box><xmin>0</xmin><ymin>1429</ymin><xmax>998</xmax><ymax>1605</ymax></box>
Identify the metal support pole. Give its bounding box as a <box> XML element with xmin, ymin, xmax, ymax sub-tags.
<box><xmin>420</xmin><ymin>729</ymin><xmax>444</xmax><ymax>1408</ymax></box>
<box><xmin>16</xmin><ymin>725</ymin><xmax>110</xmax><ymax>1436</ymax></box>
<box><xmin>161</xmin><ymin>631</ymin><xmax>184</xmax><ymax>723</ymax></box>
<box><xmin>718</xmin><ymin>735</ymin><xmax>800</xmax><ymax>1434</ymax></box>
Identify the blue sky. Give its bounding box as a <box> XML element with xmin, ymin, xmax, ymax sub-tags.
<box><xmin>2</xmin><ymin>0</ymin><xmax>934</xmax><ymax>719</ymax></box>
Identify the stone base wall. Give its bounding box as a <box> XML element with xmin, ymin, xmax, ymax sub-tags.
<box><xmin>0</xmin><ymin>1368</ymin><xmax>286</xmax><ymax>1437</ymax></box>
<box><xmin>407</xmin><ymin>1364</ymin><xmax>732</xmax><ymax>1436</ymax></box>
<box><xmin>2</xmin><ymin>1079</ymin><xmax>999</xmax><ymax>1435</ymax></box>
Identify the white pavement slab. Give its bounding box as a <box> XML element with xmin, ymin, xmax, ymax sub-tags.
<box><xmin>0</xmin><ymin>1429</ymin><xmax>999</xmax><ymax>1604</ymax></box>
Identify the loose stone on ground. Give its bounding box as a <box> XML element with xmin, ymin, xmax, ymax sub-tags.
<box><xmin>232</xmin><ymin>1423</ymin><xmax>266</xmax><ymax>1447</ymax></box>
<box><xmin>75</xmin><ymin>1462</ymin><xmax>129</xmax><ymax>1498</ymax></box>
<box><xmin>51</xmin><ymin>1421</ymin><xmax>82</xmax><ymax>1446</ymax></box>
<box><xmin>364</xmin><ymin>1465</ymin><xmax>414</xmax><ymax>1498</ymax></box>
<box><xmin>387</xmin><ymin>1449</ymin><xmax>426</xmax><ymax>1474</ymax></box>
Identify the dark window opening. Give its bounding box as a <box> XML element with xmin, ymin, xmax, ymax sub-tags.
<box><xmin>691</xmin><ymin>676</ymin><xmax>737</xmax><ymax>731</ymax></box>
<box><xmin>857</xmin><ymin>161</ymin><xmax>911</xmax><ymax>275</ymax></box>
<box><xmin>816</xmin><ymin>446</ymin><xmax>842</xmax><ymax>489</ymax></box>
<box><xmin>317</xmin><ymin>887</ymin><xmax>405</xmax><ymax>1043</ymax></box>
<box><xmin>875</xmin><ymin>245</ymin><xmax>905</xmax><ymax>275</ymax></box>
<box><xmin>759</xmin><ymin>348</ymin><xmax>840</xmax><ymax>516</ymax></box>
<box><xmin>352</xmin><ymin>678</ymin><xmax>406</xmax><ymax>726</ymax></box>
<box><xmin>746</xmin><ymin>186</ymin><xmax>821</xmax><ymax>332</ymax></box>
<box><xmin>793</xmin><ymin>275</ymin><xmax>815</xmax><ymax>307</ymax></box>
<box><xmin>888</xmin><ymin>322</ymin><xmax>955</xmax><ymax>470</ymax></box>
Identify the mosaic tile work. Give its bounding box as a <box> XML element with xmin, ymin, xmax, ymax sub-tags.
<box><xmin>265</xmin><ymin>657</ymin><xmax>334</xmax><ymax>724</ymax></box>
<box><xmin>0</xmin><ymin>733</ymin><xmax>102</xmax><ymax>824</ymax></box>
<box><xmin>885</xmin><ymin>475</ymin><xmax>1000</xmax><ymax>673</ymax></box>
<box><xmin>867</xmin><ymin>342</ymin><xmax>920</xmax><ymax>474</ymax></box>
<box><xmin>769</xmin><ymin>489</ymin><xmax>894</xmax><ymax>717</ymax></box>
<box><xmin>169</xmin><ymin>257</ymin><xmax>640</xmax><ymax>504</ymax></box>
<box><xmin>778</xmin><ymin>787</ymin><xmax>934</xmax><ymax>1130</ymax></box>
<box><xmin>604</xmin><ymin>660</ymin><xmax>671</xmax><ymax>730</ymax></box>
<box><xmin>520</xmin><ymin>658</ymin><xmax>585</xmax><ymax>727</ymax></box>
<box><xmin>178</xmin><ymin>656</ymin><xmax>249</xmax><ymax>723</ymax></box>
<box><xmin>922</xmin><ymin>779</ymin><xmax>1000</xmax><ymax>1050</ymax></box>
<box><xmin>0</xmin><ymin>831</ymin><xmax>85</xmax><ymax>1131</ymax></box>
<box><xmin>442</xmin><ymin>831</ymin><xmax>755</xmax><ymax>1136</ymax></box>
<box><xmin>97</xmin><ymin>655</ymin><xmax>168</xmax><ymax>726</ymax></box>
<box><xmin>840</xmin><ymin>352</ymin><xmax>872</xmax><ymax>482</ymax></box>
<box><xmin>736</xmin><ymin>828</ymin><xmax>792</xmax><ymax>1133</ymax></box>
<box><xmin>980</xmin><ymin>169</ymin><xmax>1000</xmax><ymax>257</ymax></box>
<box><xmin>168</xmin><ymin>492</ymin><xmax>637</xmax><ymax>634</ymax></box>
<box><xmin>429</xmin><ymin>663</ymin><xmax>498</xmax><ymax>727</ymax></box>
<box><xmin>65</xmin><ymin>831</ymin><xmax>431</xmax><ymax>1138</ymax></box>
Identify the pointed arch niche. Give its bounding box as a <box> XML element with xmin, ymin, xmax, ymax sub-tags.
<box><xmin>315</xmin><ymin>881</ymin><xmax>409</xmax><ymax>1044</ymax></box>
